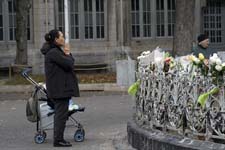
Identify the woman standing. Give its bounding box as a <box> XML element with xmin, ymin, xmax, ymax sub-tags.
<box><xmin>40</xmin><ymin>29</ymin><xmax>80</xmax><ymax>147</ymax></box>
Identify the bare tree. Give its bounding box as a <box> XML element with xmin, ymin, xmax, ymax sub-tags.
<box><xmin>173</xmin><ymin>0</ymin><xmax>195</xmax><ymax>56</ymax></box>
<box><xmin>15</xmin><ymin>0</ymin><xmax>31</xmax><ymax>65</ymax></box>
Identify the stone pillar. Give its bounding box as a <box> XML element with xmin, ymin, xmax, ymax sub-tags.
<box><xmin>194</xmin><ymin>0</ymin><xmax>202</xmax><ymax>42</ymax></box>
<box><xmin>31</xmin><ymin>0</ymin><xmax>55</xmax><ymax>74</ymax></box>
<box><xmin>116</xmin><ymin>59</ymin><xmax>136</xmax><ymax>86</ymax></box>
<box><xmin>33</xmin><ymin>0</ymin><xmax>55</xmax><ymax>48</ymax></box>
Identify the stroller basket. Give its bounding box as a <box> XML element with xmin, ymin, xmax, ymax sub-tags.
<box><xmin>21</xmin><ymin>68</ymin><xmax>85</xmax><ymax>144</ymax></box>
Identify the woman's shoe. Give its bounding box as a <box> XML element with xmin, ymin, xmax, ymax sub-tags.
<box><xmin>53</xmin><ymin>140</ymin><xmax>72</xmax><ymax>147</ymax></box>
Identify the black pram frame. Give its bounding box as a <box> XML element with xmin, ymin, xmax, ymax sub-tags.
<box><xmin>21</xmin><ymin>68</ymin><xmax>85</xmax><ymax>144</ymax></box>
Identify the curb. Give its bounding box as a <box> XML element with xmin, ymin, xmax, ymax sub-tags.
<box><xmin>127</xmin><ymin>120</ymin><xmax>225</xmax><ymax>150</ymax></box>
<box><xmin>0</xmin><ymin>83</ymin><xmax>128</xmax><ymax>93</ymax></box>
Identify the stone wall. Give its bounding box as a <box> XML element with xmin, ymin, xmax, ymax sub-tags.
<box><xmin>0</xmin><ymin>0</ymin><xmax>173</xmax><ymax>74</ymax></box>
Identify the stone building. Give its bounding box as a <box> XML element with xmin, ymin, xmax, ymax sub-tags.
<box><xmin>0</xmin><ymin>0</ymin><xmax>224</xmax><ymax>74</ymax></box>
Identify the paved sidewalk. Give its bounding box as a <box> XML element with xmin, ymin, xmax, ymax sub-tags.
<box><xmin>0</xmin><ymin>92</ymin><xmax>135</xmax><ymax>150</ymax></box>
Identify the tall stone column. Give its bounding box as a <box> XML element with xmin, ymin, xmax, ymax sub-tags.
<box><xmin>32</xmin><ymin>0</ymin><xmax>55</xmax><ymax>74</ymax></box>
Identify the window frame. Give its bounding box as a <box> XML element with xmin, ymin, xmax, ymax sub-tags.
<box><xmin>55</xmin><ymin>0</ymin><xmax>108</xmax><ymax>41</ymax></box>
<box><xmin>0</xmin><ymin>0</ymin><xmax>33</xmax><ymax>44</ymax></box>
<box><xmin>130</xmin><ymin>0</ymin><xmax>176</xmax><ymax>39</ymax></box>
<box><xmin>202</xmin><ymin>0</ymin><xmax>225</xmax><ymax>46</ymax></box>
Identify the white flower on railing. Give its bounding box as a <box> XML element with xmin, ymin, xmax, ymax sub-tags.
<box><xmin>209</xmin><ymin>53</ymin><xmax>221</xmax><ymax>65</ymax></box>
<box><xmin>216</xmin><ymin>59</ymin><xmax>222</xmax><ymax>65</ymax></box>
<box><xmin>208</xmin><ymin>53</ymin><xmax>225</xmax><ymax>85</ymax></box>
<box><xmin>215</xmin><ymin>65</ymin><xmax>222</xmax><ymax>71</ymax></box>
<box><xmin>189</xmin><ymin>55</ymin><xmax>201</xmax><ymax>65</ymax></box>
<box><xmin>193</xmin><ymin>57</ymin><xmax>200</xmax><ymax>64</ymax></box>
<box><xmin>222</xmin><ymin>62</ymin><xmax>225</xmax><ymax>67</ymax></box>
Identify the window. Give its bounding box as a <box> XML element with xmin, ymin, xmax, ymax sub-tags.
<box><xmin>58</xmin><ymin>0</ymin><xmax>65</xmax><ymax>33</ymax></box>
<box><xmin>131</xmin><ymin>0</ymin><xmax>140</xmax><ymax>37</ymax></box>
<box><xmin>0</xmin><ymin>0</ymin><xmax>31</xmax><ymax>42</ymax></box>
<box><xmin>156</xmin><ymin>0</ymin><xmax>164</xmax><ymax>36</ymax></box>
<box><xmin>70</xmin><ymin>0</ymin><xmax>79</xmax><ymax>39</ymax></box>
<box><xmin>143</xmin><ymin>0</ymin><xmax>151</xmax><ymax>37</ymax></box>
<box><xmin>203</xmin><ymin>0</ymin><xmax>224</xmax><ymax>43</ymax></box>
<box><xmin>167</xmin><ymin>0</ymin><xmax>175</xmax><ymax>36</ymax></box>
<box><xmin>131</xmin><ymin>0</ymin><xmax>151</xmax><ymax>37</ymax></box>
<box><xmin>0</xmin><ymin>2</ymin><xmax>3</xmax><ymax>41</ymax></box>
<box><xmin>84</xmin><ymin>0</ymin><xmax>93</xmax><ymax>39</ymax></box>
<box><xmin>96</xmin><ymin>0</ymin><xmax>104</xmax><ymax>38</ymax></box>
<box><xmin>8</xmin><ymin>0</ymin><xmax>16</xmax><ymax>41</ymax></box>
<box><xmin>57</xmin><ymin>0</ymin><xmax>106</xmax><ymax>40</ymax></box>
<box><xmin>131</xmin><ymin>0</ymin><xmax>176</xmax><ymax>38</ymax></box>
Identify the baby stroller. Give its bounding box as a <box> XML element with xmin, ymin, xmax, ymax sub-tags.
<box><xmin>21</xmin><ymin>68</ymin><xmax>85</xmax><ymax>144</ymax></box>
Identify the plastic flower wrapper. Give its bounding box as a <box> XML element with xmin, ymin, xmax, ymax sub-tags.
<box><xmin>128</xmin><ymin>80</ymin><xmax>140</xmax><ymax>96</ymax></box>
<box><xmin>141</xmin><ymin>51</ymin><xmax>150</xmax><ymax>56</ymax></box>
<box><xmin>178</xmin><ymin>55</ymin><xmax>192</xmax><ymax>72</ymax></box>
<box><xmin>198</xmin><ymin>87</ymin><xmax>219</xmax><ymax>109</ymax></box>
<box><xmin>137</xmin><ymin>50</ymin><xmax>152</xmax><ymax>66</ymax></box>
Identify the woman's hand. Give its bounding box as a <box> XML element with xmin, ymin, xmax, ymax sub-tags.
<box><xmin>64</xmin><ymin>43</ymin><xmax>71</xmax><ymax>55</ymax></box>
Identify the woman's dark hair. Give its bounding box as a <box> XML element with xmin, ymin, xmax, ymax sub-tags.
<box><xmin>44</xmin><ymin>29</ymin><xmax>60</xmax><ymax>43</ymax></box>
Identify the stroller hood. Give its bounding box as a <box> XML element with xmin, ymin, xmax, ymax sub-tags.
<box><xmin>40</xmin><ymin>42</ymin><xmax>51</xmax><ymax>55</ymax></box>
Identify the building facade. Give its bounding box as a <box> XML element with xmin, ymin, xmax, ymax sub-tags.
<box><xmin>0</xmin><ymin>0</ymin><xmax>224</xmax><ymax>73</ymax></box>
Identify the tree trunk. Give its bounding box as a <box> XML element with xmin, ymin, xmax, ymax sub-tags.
<box><xmin>173</xmin><ymin>0</ymin><xmax>195</xmax><ymax>56</ymax></box>
<box><xmin>15</xmin><ymin>0</ymin><xmax>31</xmax><ymax>65</ymax></box>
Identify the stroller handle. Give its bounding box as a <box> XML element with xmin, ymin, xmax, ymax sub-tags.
<box><xmin>21</xmin><ymin>68</ymin><xmax>41</xmax><ymax>88</ymax></box>
<box><xmin>21</xmin><ymin>67</ymin><xmax>48</xmax><ymax>97</ymax></box>
<box><xmin>21</xmin><ymin>68</ymin><xmax>32</xmax><ymax>78</ymax></box>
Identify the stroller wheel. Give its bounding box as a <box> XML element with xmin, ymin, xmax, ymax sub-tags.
<box><xmin>43</xmin><ymin>131</ymin><xmax>47</xmax><ymax>138</ymax></box>
<box><xmin>74</xmin><ymin>128</ymin><xmax>85</xmax><ymax>142</ymax></box>
<box><xmin>34</xmin><ymin>132</ymin><xmax>45</xmax><ymax>144</ymax></box>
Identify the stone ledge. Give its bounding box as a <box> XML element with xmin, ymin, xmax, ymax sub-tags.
<box><xmin>127</xmin><ymin>120</ymin><xmax>225</xmax><ymax>150</ymax></box>
<box><xmin>0</xmin><ymin>83</ymin><xmax>128</xmax><ymax>93</ymax></box>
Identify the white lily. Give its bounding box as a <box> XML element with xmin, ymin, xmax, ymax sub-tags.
<box><xmin>193</xmin><ymin>57</ymin><xmax>200</xmax><ymax>64</ymax></box>
<box><xmin>222</xmin><ymin>62</ymin><xmax>225</xmax><ymax>67</ymax></box>
<box><xmin>216</xmin><ymin>58</ymin><xmax>222</xmax><ymax>65</ymax></box>
<box><xmin>213</xmin><ymin>53</ymin><xmax>219</xmax><ymax>58</ymax></box>
<box><xmin>209</xmin><ymin>55</ymin><xmax>217</xmax><ymax>64</ymax></box>
<box><xmin>215</xmin><ymin>65</ymin><xmax>222</xmax><ymax>71</ymax></box>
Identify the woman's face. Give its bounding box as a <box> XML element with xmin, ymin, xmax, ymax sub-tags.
<box><xmin>55</xmin><ymin>31</ymin><xmax>65</xmax><ymax>46</ymax></box>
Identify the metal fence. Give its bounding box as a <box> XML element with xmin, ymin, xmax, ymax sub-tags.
<box><xmin>134</xmin><ymin>63</ymin><xmax>225</xmax><ymax>141</ymax></box>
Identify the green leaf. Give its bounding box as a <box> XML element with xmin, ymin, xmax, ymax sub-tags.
<box><xmin>197</xmin><ymin>93</ymin><xmax>209</xmax><ymax>108</ymax></box>
<box><xmin>128</xmin><ymin>80</ymin><xmax>140</xmax><ymax>96</ymax></box>
<box><xmin>164</xmin><ymin>52</ymin><xmax>171</xmax><ymax>58</ymax></box>
<box><xmin>208</xmin><ymin>87</ymin><xmax>219</xmax><ymax>95</ymax></box>
<box><xmin>198</xmin><ymin>87</ymin><xmax>219</xmax><ymax>108</ymax></box>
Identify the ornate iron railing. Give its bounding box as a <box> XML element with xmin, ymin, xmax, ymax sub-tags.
<box><xmin>134</xmin><ymin>63</ymin><xmax>225</xmax><ymax>141</ymax></box>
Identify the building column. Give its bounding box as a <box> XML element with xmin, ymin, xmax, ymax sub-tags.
<box><xmin>33</xmin><ymin>0</ymin><xmax>55</xmax><ymax>49</ymax></box>
<box><xmin>194</xmin><ymin>0</ymin><xmax>207</xmax><ymax>42</ymax></box>
<box><xmin>31</xmin><ymin>0</ymin><xmax>55</xmax><ymax>74</ymax></box>
<box><xmin>194</xmin><ymin>0</ymin><xmax>201</xmax><ymax>43</ymax></box>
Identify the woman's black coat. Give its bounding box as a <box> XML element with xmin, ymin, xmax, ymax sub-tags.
<box><xmin>40</xmin><ymin>43</ymin><xmax>80</xmax><ymax>99</ymax></box>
